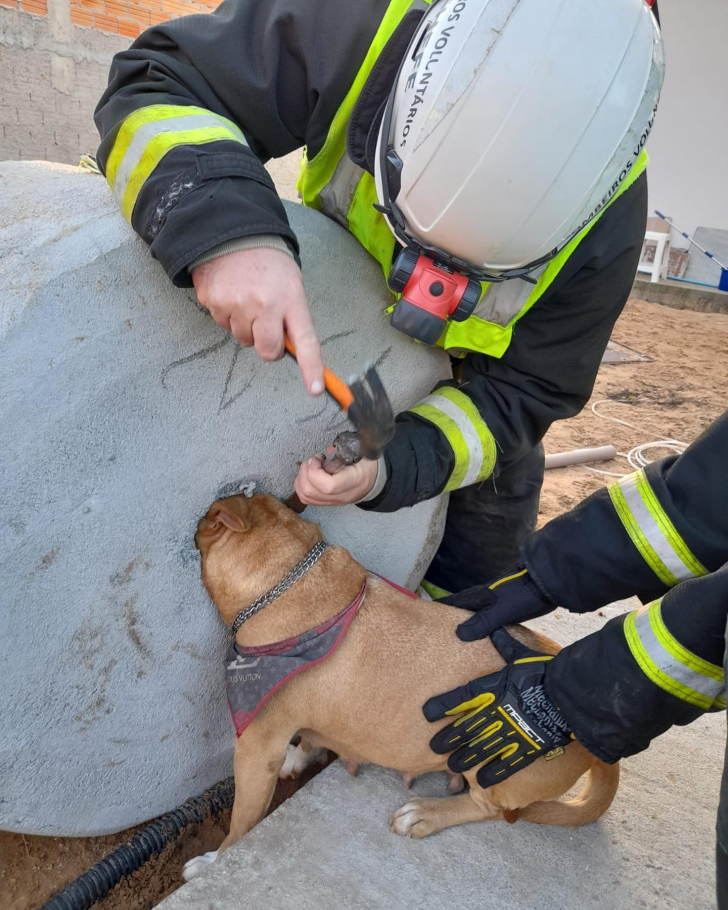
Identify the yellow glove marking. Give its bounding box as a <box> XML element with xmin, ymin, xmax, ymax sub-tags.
<box><xmin>467</xmin><ymin>726</ymin><xmax>503</xmax><ymax>750</ymax></box>
<box><xmin>488</xmin><ymin>568</ymin><xmax>528</xmax><ymax>590</ymax></box>
<box><xmin>513</xmin><ymin>656</ymin><xmax>553</xmax><ymax>665</ymax></box>
<box><xmin>497</xmin><ymin>705</ymin><xmax>541</xmax><ymax>751</ymax></box>
<box><xmin>446</xmin><ymin>691</ymin><xmax>496</xmax><ymax>720</ymax></box>
<box><xmin>466</xmin><ymin>740</ymin><xmax>519</xmax><ymax>766</ymax></box>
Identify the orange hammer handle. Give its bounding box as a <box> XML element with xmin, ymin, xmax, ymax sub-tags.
<box><xmin>285</xmin><ymin>336</ymin><xmax>354</xmax><ymax>411</ymax></box>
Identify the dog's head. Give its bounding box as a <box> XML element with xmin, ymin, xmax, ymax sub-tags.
<box><xmin>195</xmin><ymin>493</ymin><xmax>322</xmax><ymax>624</ymax></box>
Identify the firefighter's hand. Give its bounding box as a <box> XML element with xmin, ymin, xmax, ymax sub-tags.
<box><xmin>294</xmin><ymin>455</ymin><xmax>378</xmax><ymax>506</ymax></box>
<box><xmin>423</xmin><ymin>628</ymin><xmax>572</xmax><ymax>788</ymax></box>
<box><xmin>438</xmin><ymin>569</ymin><xmax>555</xmax><ymax>642</ymax></box>
<box><xmin>192</xmin><ymin>247</ymin><xmax>324</xmax><ymax>397</ymax></box>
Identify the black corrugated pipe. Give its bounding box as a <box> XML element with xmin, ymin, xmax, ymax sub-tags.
<box><xmin>37</xmin><ymin>777</ymin><xmax>235</xmax><ymax>910</ymax></box>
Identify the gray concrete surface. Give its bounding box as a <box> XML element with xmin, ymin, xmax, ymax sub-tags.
<box><xmin>0</xmin><ymin>161</ymin><xmax>451</xmax><ymax>836</ymax></box>
<box><xmin>632</xmin><ymin>276</ymin><xmax>728</xmax><ymax>314</ymax></box>
<box><xmin>158</xmin><ymin>602</ymin><xmax>724</xmax><ymax>910</ymax></box>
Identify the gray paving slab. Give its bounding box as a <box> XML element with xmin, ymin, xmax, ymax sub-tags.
<box><xmin>158</xmin><ymin>602</ymin><xmax>724</xmax><ymax>910</ymax></box>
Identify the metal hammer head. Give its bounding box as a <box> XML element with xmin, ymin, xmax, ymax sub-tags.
<box><xmin>346</xmin><ymin>365</ymin><xmax>395</xmax><ymax>460</ymax></box>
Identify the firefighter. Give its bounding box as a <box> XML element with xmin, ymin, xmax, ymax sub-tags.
<box><xmin>424</xmin><ymin>411</ymin><xmax>728</xmax><ymax>904</ymax></box>
<box><xmin>95</xmin><ymin>0</ymin><xmax>664</xmax><ymax>593</ymax></box>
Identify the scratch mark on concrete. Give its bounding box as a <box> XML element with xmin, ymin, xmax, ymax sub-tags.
<box><xmin>218</xmin><ymin>346</ymin><xmax>258</xmax><ymax>413</ymax></box>
<box><xmin>296</xmin><ymin>397</ymin><xmax>330</xmax><ymax>424</ymax></box>
<box><xmin>124</xmin><ymin>595</ymin><xmax>150</xmax><ymax>656</ymax></box>
<box><xmin>160</xmin><ymin>336</ymin><xmax>230</xmax><ymax>389</ymax></box>
<box><xmin>373</xmin><ymin>345</ymin><xmax>393</xmax><ymax>369</ymax></box>
<box><xmin>320</xmin><ymin>329</ymin><xmax>356</xmax><ymax>347</ymax></box>
<box><xmin>110</xmin><ymin>556</ymin><xmax>151</xmax><ymax>587</ymax></box>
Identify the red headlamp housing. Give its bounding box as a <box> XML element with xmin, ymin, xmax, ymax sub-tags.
<box><xmin>387</xmin><ymin>249</ymin><xmax>482</xmax><ymax>346</ymax></box>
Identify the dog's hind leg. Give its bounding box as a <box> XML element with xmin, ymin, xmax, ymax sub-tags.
<box><xmin>183</xmin><ymin>721</ymin><xmax>291</xmax><ymax>881</ymax></box>
<box><xmin>390</xmin><ymin>792</ymin><xmax>503</xmax><ymax>839</ymax></box>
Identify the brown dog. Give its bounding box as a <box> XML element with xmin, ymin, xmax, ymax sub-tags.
<box><xmin>184</xmin><ymin>493</ymin><xmax>618</xmax><ymax>880</ymax></box>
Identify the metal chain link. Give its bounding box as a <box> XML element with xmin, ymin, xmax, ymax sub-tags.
<box><xmin>231</xmin><ymin>540</ymin><xmax>329</xmax><ymax>634</ymax></box>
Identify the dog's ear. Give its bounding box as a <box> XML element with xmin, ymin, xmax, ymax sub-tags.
<box><xmin>195</xmin><ymin>498</ymin><xmax>252</xmax><ymax>550</ymax></box>
<box><xmin>210</xmin><ymin>500</ymin><xmax>251</xmax><ymax>533</ymax></box>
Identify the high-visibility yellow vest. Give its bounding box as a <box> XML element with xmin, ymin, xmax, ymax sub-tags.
<box><xmin>298</xmin><ymin>0</ymin><xmax>648</xmax><ymax>360</ymax></box>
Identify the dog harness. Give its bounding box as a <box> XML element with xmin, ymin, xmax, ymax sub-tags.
<box><xmin>226</xmin><ymin>579</ymin><xmax>367</xmax><ymax>736</ymax></box>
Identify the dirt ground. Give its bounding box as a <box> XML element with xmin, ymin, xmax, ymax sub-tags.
<box><xmin>2</xmin><ymin>296</ymin><xmax>727</xmax><ymax>910</ymax></box>
<box><xmin>539</xmin><ymin>296</ymin><xmax>727</xmax><ymax>524</ymax></box>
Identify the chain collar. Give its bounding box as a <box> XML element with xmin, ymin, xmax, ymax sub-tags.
<box><xmin>231</xmin><ymin>541</ymin><xmax>329</xmax><ymax>634</ymax></box>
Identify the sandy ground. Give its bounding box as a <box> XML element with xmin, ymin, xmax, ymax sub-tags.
<box><xmin>539</xmin><ymin>296</ymin><xmax>727</xmax><ymax>522</ymax></box>
<box><xmin>3</xmin><ymin>157</ymin><xmax>727</xmax><ymax>909</ymax></box>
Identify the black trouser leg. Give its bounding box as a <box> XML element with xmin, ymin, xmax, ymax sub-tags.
<box><xmin>426</xmin><ymin>442</ymin><xmax>545</xmax><ymax>593</ymax></box>
<box><xmin>717</xmin><ymin>628</ymin><xmax>728</xmax><ymax>908</ymax></box>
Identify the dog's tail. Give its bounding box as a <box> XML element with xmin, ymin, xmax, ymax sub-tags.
<box><xmin>514</xmin><ymin>759</ymin><xmax>620</xmax><ymax>828</ymax></box>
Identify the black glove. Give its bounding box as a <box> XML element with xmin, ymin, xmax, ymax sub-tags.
<box><xmin>437</xmin><ymin>568</ymin><xmax>555</xmax><ymax>642</ymax></box>
<box><xmin>423</xmin><ymin>628</ymin><xmax>572</xmax><ymax>788</ymax></box>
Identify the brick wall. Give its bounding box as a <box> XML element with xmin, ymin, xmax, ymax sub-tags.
<box><xmin>0</xmin><ymin>0</ymin><xmax>217</xmax><ymax>165</ymax></box>
<box><xmin>68</xmin><ymin>0</ymin><xmax>217</xmax><ymax>40</ymax></box>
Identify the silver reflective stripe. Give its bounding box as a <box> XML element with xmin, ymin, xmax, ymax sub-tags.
<box><xmin>473</xmin><ymin>264</ymin><xmax>547</xmax><ymax>327</ymax></box>
<box><xmin>112</xmin><ymin>114</ymin><xmax>246</xmax><ymax>206</ymax></box>
<box><xmin>633</xmin><ymin>605</ymin><xmax>724</xmax><ymax>701</ymax></box>
<box><xmin>619</xmin><ymin>474</ymin><xmax>699</xmax><ymax>583</ymax></box>
<box><xmin>416</xmin><ymin>392</ymin><xmax>486</xmax><ymax>487</ymax></box>
<box><xmin>319</xmin><ymin>155</ymin><xmax>366</xmax><ymax>229</ymax></box>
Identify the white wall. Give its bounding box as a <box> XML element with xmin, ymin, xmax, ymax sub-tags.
<box><xmin>646</xmin><ymin>0</ymin><xmax>728</xmax><ymax>245</ymax></box>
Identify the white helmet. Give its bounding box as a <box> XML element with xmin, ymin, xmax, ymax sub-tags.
<box><xmin>375</xmin><ymin>0</ymin><xmax>665</xmax><ymax>279</ymax></box>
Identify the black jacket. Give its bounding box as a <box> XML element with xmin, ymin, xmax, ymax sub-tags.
<box><xmin>529</xmin><ymin>412</ymin><xmax>728</xmax><ymax>763</ymax></box>
<box><xmin>96</xmin><ymin>0</ymin><xmax>648</xmax><ymax>510</ymax></box>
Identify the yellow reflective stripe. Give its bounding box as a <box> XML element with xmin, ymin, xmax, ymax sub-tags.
<box><xmin>624</xmin><ymin>602</ymin><xmax>724</xmax><ymax>711</ymax></box>
<box><xmin>120</xmin><ymin>127</ymin><xmax>237</xmax><ymax>222</ymax></box>
<box><xmin>434</xmin><ymin>387</ymin><xmax>496</xmax><ymax>483</ymax></box>
<box><xmin>419</xmin><ymin>579</ymin><xmax>451</xmax><ymax>600</ymax></box>
<box><xmin>609</xmin><ymin>480</ymin><xmax>675</xmax><ymax>586</ymax></box>
<box><xmin>609</xmin><ymin>469</ymin><xmax>708</xmax><ymax>586</ymax></box>
<box><xmin>107</xmin><ymin>104</ymin><xmax>244</xmax><ymax>189</ymax></box>
<box><xmin>409</xmin><ymin>401</ymin><xmax>470</xmax><ymax>491</ymax></box>
<box><xmin>634</xmin><ymin>471</ymin><xmax>708</xmax><ymax>579</ymax></box>
<box><xmin>105</xmin><ymin>104</ymin><xmax>247</xmax><ymax>223</ymax></box>
<box><xmin>649</xmin><ymin>600</ymin><xmax>723</xmax><ymax>683</ymax></box>
<box><xmin>298</xmin><ymin>0</ymin><xmax>420</xmax><ymax>206</ymax></box>
<box><xmin>409</xmin><ymin>388</ymin><xmax>496</xmax><ymax>492</ymax></box>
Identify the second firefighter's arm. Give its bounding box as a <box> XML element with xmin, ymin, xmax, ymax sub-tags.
<box><xmin>361</xmin><ymin>170</ymin><xmax>648</xmax><ymax>512</ymax></box>
<box><xmin>545</xmin><ymin>563</ymin><xmax>728</xmax><ymax>764</ymax></box>
<box><xmin>525</xmin><ymin>410</ymin><xmax>728</xmax><ymax>612</ymax></box>
<box><xmin>94</xmin><ymin>0</ymin><xmax>387</xmax><ymax>286</ymax></box>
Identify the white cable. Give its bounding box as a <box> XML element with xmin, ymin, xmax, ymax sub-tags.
<box><xmin>591</xmin><ymin>399</ymin><xmax>639</xmax><ymax>430</ymax></box>
<box><xmin>576</xmin><ymin>400</ymin><xmax>689</xmax><ymax>477</ymax></box>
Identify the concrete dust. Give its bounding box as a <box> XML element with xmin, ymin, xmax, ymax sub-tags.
<box><xmin>3</xmin><ymin>274</ymin><xmax>726</xmax><ymax>908</ymax></box>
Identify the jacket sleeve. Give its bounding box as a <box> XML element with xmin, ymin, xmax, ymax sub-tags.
<box><xmin>545</xmin><ymin>563</ymin><xmax>728</xmax><ymax>764</ymax></box>
<box><xmin>524</xmin><ymin>410</ymin><xmax>728</xmax><ymax>612</ymax></box>
<box><xmin>94</xmin><ymin>0</ymin><xmax>388</xmax><ymax>286</ymax></box>
<box><xmin>360</xmin><ymin>170</ymin><xmax>648</xmax><ymax>512</ymax></box>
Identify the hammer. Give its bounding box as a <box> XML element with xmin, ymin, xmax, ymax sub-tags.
<box><xmin>284</xmin><ymin>338</ymin><xmax>395</xmax><ymax>511</ymax></box>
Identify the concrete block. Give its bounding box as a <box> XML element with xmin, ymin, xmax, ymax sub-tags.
<box><xmin>158</xmin><ymin>604</ymin><xmax>723</xmax><ymax>910</ymax></box>
<box><xmin>0</xmin><ymin>161</ymin><xmax>451</xmax><ymax>836</ymax></box>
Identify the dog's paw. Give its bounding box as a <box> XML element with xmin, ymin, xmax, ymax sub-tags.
<box><xmin>390</xmin><ymin>800</ymin><xmax>443</xmax><ymax>839</ymax></box>
<box><xmin>279</xmin><ymin>743</ymin><xmax>327</xmax><ymax>780</ymax></box>
<box><xmin>182</xmin><ymin>850</ymin><xmax>218</xmax><ymax>882</ymax></box>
